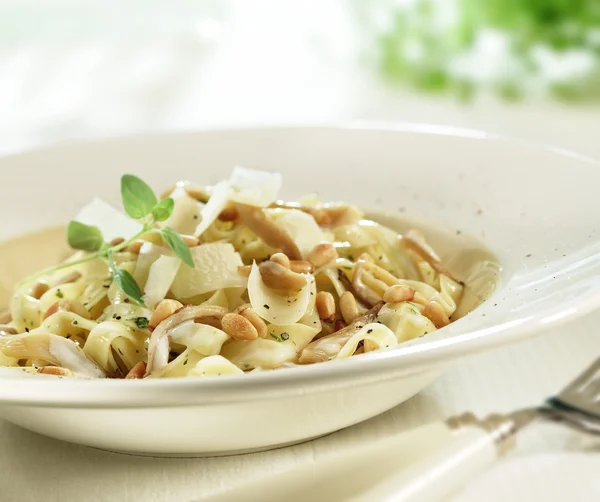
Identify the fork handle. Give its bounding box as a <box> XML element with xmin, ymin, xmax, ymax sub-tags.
<box><xmin>348</xmin><ymin>421</ymin><xmax>499</xmax><ymax>502</ymax></box>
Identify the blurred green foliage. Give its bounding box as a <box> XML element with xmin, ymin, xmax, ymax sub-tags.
<box><xmin>371</xmin><ymin>0</ymin><xmax>600</xmax><ymax>102</ymax></box>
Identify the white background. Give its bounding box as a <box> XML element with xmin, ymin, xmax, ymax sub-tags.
<box><xmin>0</xmin><ymin>2</ymin><xmax>599</xmax><ymax>501</ymax></box>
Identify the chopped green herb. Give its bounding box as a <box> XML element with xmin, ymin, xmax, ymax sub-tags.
<box><xmin>264</xmin><ymin>304</ymin><xmax>270</xmax><ymax>309</ymax></box>
<box><xmin>183</xmin><ymin>358</ymin><xmax>188</xmax><ymax>366</ymax></box>
<box><xmin>72</xmin><ymin>320</ymin><xmax>78</xmax><ymax>325</ymax></box>
<box><xmin>56</xmin><ymin>289</ymin><xmax>64</xmax><ymax>299</ymax></box>
<box><xmin>270</xmin><ymin>333</ymin><xmax>282</xmax><ymax>342</ymax></box>
<box><xmin>135</xmin><ymin>317</ymin><xmax>149</xmax><ymax>329</ymax></box>
<box><xmin>117</xmin><ymin>348</ymin><xmax>124</xmax><ymax>355</ymax></box>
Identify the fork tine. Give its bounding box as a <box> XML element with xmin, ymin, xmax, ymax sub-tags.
<box><xmin>550</xmin><ymin>356</ymin><xmax>600</xmax><ymax>418</ymax></box>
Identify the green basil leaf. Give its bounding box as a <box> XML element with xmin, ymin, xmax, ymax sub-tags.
<box><xmin>107</xmin><ymin>250</ymin><xmax>145</xmax><ymax>305</ymax></box>
<box><xmin>151</xmin><ymin>197</ymin><xmax>175</xmax><ymax>222</ymax></box>
<box><xmin>160</xmin><ymin>226</ymin><xmax>195</xmax><ymax>268</ymax></box>
<box><xmin>121</xmin><ymin>174</ymin><xmax>158</xmax><ymax>219</ymax></box>
<box><xmin>67</xmin><ymin>221</ymin><xmax>104</xmax><ymax>251</ymax></box>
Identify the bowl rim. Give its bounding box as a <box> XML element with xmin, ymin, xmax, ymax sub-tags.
<box><xmin>1</xmin><ymin>121</ymin><xmax>599</xmax><ymax>408</ymax></box>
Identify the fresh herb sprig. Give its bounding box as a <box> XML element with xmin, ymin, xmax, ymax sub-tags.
<box><xmin>21</xmin><ymin>175</ymin><xmax>195</xmax><ymax>305</ymax></box>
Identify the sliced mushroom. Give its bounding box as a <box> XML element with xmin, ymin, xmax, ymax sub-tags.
<box><xmin>401</xmin><ymin>230</ymin><xmax>458</xmax><ymax>282</ymax></box>
<box><xmin>352</xmin><ymin>262</ymin><xmax>384</xmax><ymax>307</ymax></box>
<box><xmin>235</xmin><ymin>204</ymin><xmax>302</xmax><ymax>260</ymax></box>
<box><xmin>0</xmin><ymin>332</ymin><xmax>105</xmax><ymax>378</ymax></box>
<box><xmin>146</xmin><ymin>305</ymin><xmax>228</xmax><ymax>375</ymax></box>
<box><xmin>298</xmin><ymin>302</ymin><xmax>384</xmax><ymax>364</ymax></box>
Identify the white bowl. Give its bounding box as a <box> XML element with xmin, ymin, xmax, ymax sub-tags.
<box><xmin>0</xmin><ymin>124</ymin><xmax>599</xmax><ymax>456</ymax></box>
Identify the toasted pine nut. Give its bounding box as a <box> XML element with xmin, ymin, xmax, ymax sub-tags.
<box><xmin>316</xmin><ymin>291</ymin><xmax>336</xmax><ymax>321</ymax></box>
<box><xmin>0</xmin><ymin>325</ymin><xmax>17</xmax><ymax>336</ymax></box>
<box><xmin>383</xmin><ymin>285</ymin><xmax>415</xmax><ymax>303</ymax></box>
<box><xmin>270</xmin><ymin>253</ymin><xmax>291</xmax><ymax>269</ymax></box>
<box><xmin>259</xmin><ymin>261</ymin><xmax>307</xmax><ymax>293</ymax></box>
<box><xmin>221</xmin><ymin>313</ymin><xmax>258</xmax><ymax>341</ymax></box>
<box><xmin>289</xmin><ymin>260</ymin><xmax>314</xmax><ymax>274</ymax></box>
<box><xmin>39</xmin><ymin>366</ymin><xmax>74</xmax><ymax>377</ymax></box>
<box><xmin>55</xmin><ymin>271</ymin><xmax>82</xmax><ymax>286</ymax></box>
<box><xmin>30</xmin><ymin>281</ymin><xmax>49</xmax><ymax>300</ymax></box>
<box><xmin>125</xmin><ymin>361</ymin><xmax>147</xmax><ymax>379</ymax></box>
<box><xmin>218</xmin><ymin>206</ymin><xmax>239</xmax><ymax>222</ymax></box>
<box><xmin>238</xmin><ymin>307</ymin><xmax>268</xmax><ymax>338</ymax></box>
<box><xmin>423</xmin><ymin>301</ymin><xmax>450</xmax><ymax>328</ymax></box>
<box><xmin>128</xmin><ymin>240</ymin><xmax>145</xmax><ymax>254</ymax></box>
<box><xmin>309</xmin><ymin>209</ymin><xmax>330</xmax><ymax>226</ymax></box>
<box><xmin>308</xmin><ymin>242</ymin><xmax>338</xmax><ymax>268</ymax></box>
<box><xmin>412</xmin><ymin>292</ymin><xmax>428</xmax><ymax>306</ymax></box>
<box><xmin>0</xmin><ymin>310</ymin><xmax>11</xmax><ymax>324</ymax></box>
<box><xmin>339</xmin><ymin>291</ymin><xmax>360</xmax><ymax>324</ymax></box>
<box><xmin>43</xmin><ymin>300</ymin><xmax>89</xmax><ymax>320</ymax></box>
<box><xmin>180</xmin><ymin>234</ymin><xmax>200</xmax><ymax>247</ymax></box>
<box><xmin>149</xmin><ymin>299</ymin><xmax>184</xmax><ymax>329</ymax></box>
<box><xmin>363</xmin><ymin>339</ymin><xmax>379</xmax><ymax>353</ymax></box>
<box><xmin>237</xmin><ymin>265</ymin><xmax>252</xmax><ymax>278</ymax></box>
<box><xmin>109</xmin><ymin>237</ymin><xmax>125</xmax><ymax>246</ymax></box>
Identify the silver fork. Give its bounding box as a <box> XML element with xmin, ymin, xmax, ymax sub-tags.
<box><xmin>350</xmin><ymin>357</ymin><xmax>600</xmax><ymax>502</ymax></box>
<box><xmin>201</xmin><ymin>359</ymin><xmax>600</xmax><ymax>502</ymax></box>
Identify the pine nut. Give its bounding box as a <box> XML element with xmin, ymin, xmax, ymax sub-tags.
<box><xmin>149</xmin><ymin>299</ymin><xmax>184</xmax><ymax>329</ymax></box>
<box><xmin>39</xmin><ymin>366</ymin><xmax>74</xmax><ymax>377</ymax></box>
<box><xmin>54</xmin><ymin>271</ymin><xmax>82</xmax><ymax>286</ymax></box>
<box><xmin>180</xmin><ymin>234</ymin><xmax>200</xmax><ymax>247</ymax></box>
<box><xmin>238</xmin><ymin>307</ymin><xmax>268</xmax><ymax>338</ymax></box>
<box><xmin>109</xmin><ymin>237</ymin><xmax>125</xmax><ymax>246</ymax></box>
<box><xmin>30</xmin><ymin>281</ymin><xmax>49</xmax><ymax>299</ymax></box>
<box><xmin>308</xmin><ymin>242</ymin><xmax>338</xmax><ymax>268</ymax></box>
<box><xmin>383</xmin><ymin>285</ymin><xmax>415</xmax><ymax>303</ymax></box>
<box><xmin>218</xmin><ymin>206</ymin><xmax>239</xmax><ymax>222</ymax></box>
<box><xmin>128</xmin><ymin>240</ymin><xmax>144</xmax><ymax>254</ymax></box>
<box><xmin>270</xmin><ymin>253</ymin><xmax>291</xmax><ymax>269</ymax></box>
<box><xmin>289</xmin><ymin>260</ymin><xmax>314</xmax><ymax>274</ymax></box>
<box><xmin>221</xmin><ymin>313</ymin><xmax>259</xmax><ymax>341</ymax></box>
<box><xmin>125</xmin><ymin>361</ymin><xmax>146</xmax><ymax>379</ymax></box>
<box><xmin>316</xmin><ymin>291</ymin><xmax>336</xmax><ymax>321</ymax></box>
<box><xmin>423</xmin><ymin>301</ymin><xmax>450</xmax><ymax>328</ymax></box>
<box><xmin>43</xmin><ymin>300</ymin><xmax>89</xmax><ymax>320</ymax></box>
<box><xmin>259</xmin><ymin>261</ymin><xmax>307</xmax><ymax>293</ymax></box>
<box><xmin>339</xmin><ymin>291</ymin><xmax>360</xmax><ymax>324</ymax></box>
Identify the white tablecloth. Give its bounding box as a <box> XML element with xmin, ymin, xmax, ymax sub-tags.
<box><xmin>0</xmin><ymin>4</ymin><xmax>599</xmax><ymax>499</ymax></box>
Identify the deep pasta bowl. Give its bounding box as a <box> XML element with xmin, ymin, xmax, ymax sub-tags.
<box><xmin>0</xmin><ymin>124</ymin><xmax>599</xmax><ymax>456</ymax></box>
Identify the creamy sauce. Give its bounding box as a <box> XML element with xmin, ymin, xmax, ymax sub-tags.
<box><xmin>0</xmin><ymin>216</ymin><xmax>500</xmax><ymax>319</ymax></box>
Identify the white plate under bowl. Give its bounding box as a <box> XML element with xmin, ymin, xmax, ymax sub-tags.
<box><xmin>0</xmin><ymin>124</ymin><xmax>599</xmax><ymax>456</ymax></box>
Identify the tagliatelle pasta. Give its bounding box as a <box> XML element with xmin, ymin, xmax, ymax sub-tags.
<box><xmin>0</xmin><ymin>167</ymin><xmax>464</xmax><ymax>379</ymax></box>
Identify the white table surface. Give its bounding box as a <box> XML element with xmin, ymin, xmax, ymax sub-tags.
<box><xmin>0</xmin><ymin>5</ymin><xmax>599</xmax><ymax>499</ymax></box>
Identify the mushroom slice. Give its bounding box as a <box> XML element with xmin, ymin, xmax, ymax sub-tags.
<box><xmin>401</xmin><ymin>230</ymin><xmax>458</xmax><ymax>282</ymax></box>
<box><xmin>235</xmin><ymin>204</ymin><xmax>302</xmax><ymax>260</ymax></box>
<box><xmin>146</xmin><ymin>305</ymin><xmax>228</xmax><ymax>375</ymax></box>
<box><xmin>298</xmin><ymin>302</ymin><xmax>384</xmax><ymax>364</ymax></box>
<box><xmin>0</xmin><ymin>332</ymin><xmax>105</xmax><ymax>378</ymax></box>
